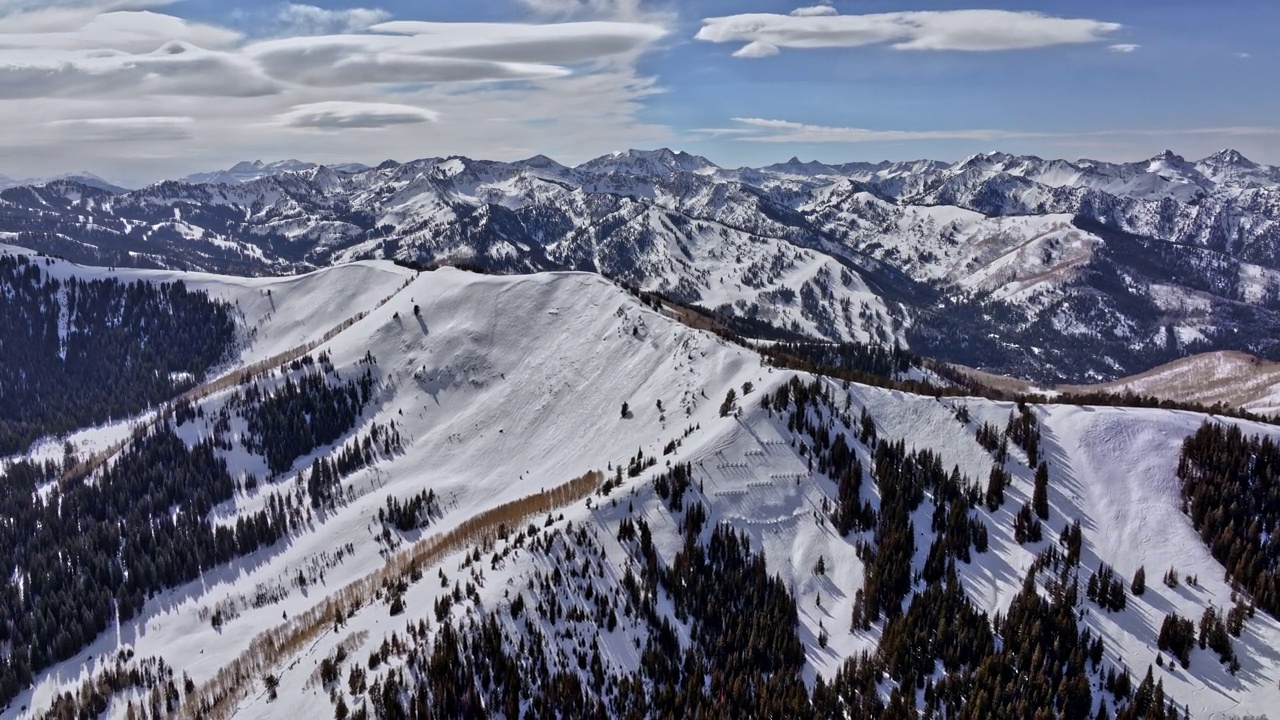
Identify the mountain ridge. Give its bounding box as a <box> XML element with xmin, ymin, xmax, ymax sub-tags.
<box><xmin>7</xmin><ymin>246</ymin><xmax>1280</xmax><ymax>719</ymax></box>
<box><xmin>4</xmin><ymin>147</ymin><xmax>1280</xmax><ymax>383</ymax></box>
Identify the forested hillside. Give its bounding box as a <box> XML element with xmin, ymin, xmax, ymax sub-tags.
<box><xmin>0</xmin><ymin>253</ymin><xmax>237</xmax><ymax>454</ymax></box>
<box><xmin>1179</xmin><ymin>423</ymin><xmax>1280</xmax><ymax>615</ymax></box>
<box><xmin>0</xmin><ymin>352</ymin><xmax>388</xmax><ymax>709</ymax></box>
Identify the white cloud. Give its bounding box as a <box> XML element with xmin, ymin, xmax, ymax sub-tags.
<box><xmin>0</xmin><ymin>43</ymin><xmax>279</xmax><ymax>98</ymax></box>
<box><xmin>696</xmin><ymin>9</ymin><xmax>1122</xmax><ymax>55</ymax></box>
<box><xmin>1236</xmin><ymin>52</ymin><xmax>1252</xmax><ymax>59</ymax></box>
<box><xmin>276</xmin><ymin>3</ymin><xmax>389</xmax><ymax>35</ymax></box>
<box><xmin>366</xmin><ymin>20</ymin><xmax>667</xmax><ymax>64</ymax></box>
<box><xmin>712</xmin><ymin>117</ymin><xmax>1280</xmax><ymax>144</ymax></box>
<box><xmin>247</xmin><ymin>37</ymin><xmax>573</xmax><ymax>86</ymax></box>
<box><xmin>790</xmin><ymin>6</ymin><xmax>837</xmax><ymax>18</ymax></box>
<box><xmin>517</xmin><ymin>0</ymin><xmax>649</xmax><ymax>21</ymax></box>
<box><xmin>276</xmin><ymin>101</ymin><xmax>438</xmax><ymax>129</ymax></box>
<box><xmin>1109</xmin><ymin>43</ymin><xmax>1140</xmax><ymax>53</ymax></box>
<box><xmin>733</xmin><ymin>41</ymin><xmax>779</xmax><ymax>58</ymax></box>
<box><xmin>0</xmin><ymin>1</ymin><xmax>673</xmax><ymax>183</ymax></box>
<box><xmin>0</xmin><ymin>6</ymin><xmax>240</xmax><ymax>52</ymax></box>
<box><xmin>242</xmin><ymin>20</ymin><xmax>665</xmax><ymax>87</ymax></box>
<box><xmin>49</xmin><ymin>115</ymin><xmax>194</xmax><ymax>141</ymax></box>
<box><xmin>724</xmin><ymin>118</ymin><xmax>1046</xmax><ymax>143</ymax></box>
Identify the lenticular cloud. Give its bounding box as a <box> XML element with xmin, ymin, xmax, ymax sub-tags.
<box><xmin>696</xmin><ymin>8</ymin><xmax>1121</xmax><ymax>56</ymax></box>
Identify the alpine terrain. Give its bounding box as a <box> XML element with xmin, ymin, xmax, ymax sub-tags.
<box><xmin>5</xmin><ymin>148</ymin><xmax>1280</xmax><ymax>383</ymax></box>
<box><xmin>3</xmin><ymin>243</ymin><xmax>1280</xmax><ymax>719</ymax></box>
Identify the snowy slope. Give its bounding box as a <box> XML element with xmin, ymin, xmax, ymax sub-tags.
<box><xmin>0</xmin><ymin>243</ymin><xmax>414</xmax><ymax>368</ymax></box>
<box><xmin>1062</xmin><ymin>350</ymin><xmax>1280</xmax><ymax>415</ymax></box>
<box><xmin>10</xmin><ymin>255</ymin><xmax>1280</xmax><ymax>718</ymax></box>
<box><xmin>12</xmin><ymin>265</ymin><xmax>764</xmax><ymax>716</ymax></box>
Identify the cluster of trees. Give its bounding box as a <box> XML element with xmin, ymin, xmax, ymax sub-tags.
<box><xmin>653</xmin><ymin>522</ymin><xmax>811</xmax><ymax>715</ymax></box>
<box><xmin>0</xmin><ymin>254</ymin><xmax>236</xmax><ymax>454</ymax></box>
<box><xmin>975</xmin><ymin>421</ymin><xmax>1007</xmax><ymax>457</ymax></box>
<box><xmin>856</xmin><ymin>439</ymin><xmax>932</xmax><ymax>626</ymax></box>
<box><xmin>1178</xmin><ymin>422</ymin><xmax>1280</xmax><ymax>615</ymax></box>
<box><xmin>300</xmin><ymin>420</ymin><xmax>404</xmax><ymax>510</ymax></box>
<box><xmin>1155</xmin><ymin>603</ymin><xmax>1245</xmax><ymax>674</ymax></box>
<box><xmin>38</xmin><ymin>651</ymin><xmax>185</xmax><ymax>720</ymax></box>
<box><xmin>623</xmin><ymin>446</ymin><xmax>657</xmax><ymax>479</ymax></box>
<box><xmin>379</xmin><ymin>489</ymin><xmax>441</xmax><ymax>533</ymax></box>
<box><xmin>1087</xmin><ymin>562</ymin><xmax>1128</xmax><ymax>612</ymax></box>
<box><xmin>1197</xmin><ymin>605</ymin><xmax>1239</xmax><ymax>671</ymax></box>
<box><xmin>235</xmin><ymin>360</ymin><xmax>377</xmax><ymax>474</ymax></box>
<box><xmin>985</xmin><ymin>465</ymin><xmax>1010</xmax><ymax>511</ymax></box>
<box><xmin>1013</xmin><ymin>502</ymin><xmax>1044</xmax><ymax>544</ymax></box>
<box><xmin>760</xmin><ymin>339</ymin><xmax>919</xmax><ymax>381</ymax></box>
<box><xmin>1005</xmin><ymin>402</ymin><xmax>1041</xmax><ymax>466</ymax></box>
<box><xmin>651</xmin><ymin>462</ymin><xmax>692</xmax><ymax>512</ymax></box>
<box><xmin>1033</xmin><ymin>460</ymin><xmax>1051</xmax><ymax>520</ymax></box>
<box><xmin>0</xmin><ymin>425</ymin><xmax>302</xmax><ymax>708</ymax></box>
<box><xmin>1158</xmin><ymin>612</ymin><xmax>1196</xmax><ymax>667</ymax></box>
<box><xmin>828</xmin><ymin>436</ymin><xmax>869</xmax><ymax>536</ymax></box>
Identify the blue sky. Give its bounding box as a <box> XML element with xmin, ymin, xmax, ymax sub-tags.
<box><xmin>0</xmin><ymin>0</ymin><xmax>1275</xmax><ymax>183</ymax></box>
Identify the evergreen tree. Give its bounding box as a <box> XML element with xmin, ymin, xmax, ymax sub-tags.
<box><xmin>1033</xmin><ymin>460</ymin><xmax>1050</xmax><ymax>519</ymax></box>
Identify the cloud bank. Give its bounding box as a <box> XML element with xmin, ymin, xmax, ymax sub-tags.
<box><xmin>710</xmin><ymin>118</ymin><xmax>1280</xmax><ymax>144</ymax></box>
<box><xmin>276</xmin><ymin>101</ymin><xmax>439</xmax><ymax>129</ymax></box>
<box><xmin>0</xmin><ymin>0</ymin><xmax>671</xmax><ymax>184</ymax></box>
<box><xmin>696</xmin><ymin>8</ymin><xmax>1122</xmax><ymax>57</ymax></box>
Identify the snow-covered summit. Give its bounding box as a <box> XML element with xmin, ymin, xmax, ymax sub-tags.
<box><xmin>576</xmin><ymin>147</ymin><xmax>720</xmax><ymax>177</ymax></box>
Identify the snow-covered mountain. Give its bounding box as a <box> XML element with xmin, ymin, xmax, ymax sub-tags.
<box><xmin>0</xmin><ymin>170</ymin><xmax>127</xmax><ymax>193</ymax></box>
<box><xmin>179</xmin><ymin>158</ymin><xmax>371</xmax><ymax>185</ymax></box>
<box><xmin>1059</xmin><ymin>350</ymin><xmax>1280</xmax><ymax>415</ymax></box>
<box><xmin>4</xmin><ymin>148</ymin><xmax>1280</xmax><ymax>382</ymax></box>
<box><xmin>7</xmin><ymin>247</ymin><xmax>1280</xmax><ymax>719</ymax></box>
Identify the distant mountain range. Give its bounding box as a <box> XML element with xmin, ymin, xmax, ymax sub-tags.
<box><xmin>3</xmin><ymin>147</ymin><xmax>1280</xmax><ymax>383</ymax></box>
<box><xmin>0</xmin><ymin>170</ymin><xmax>128</xmax><ymax>193</ymax></box>
<box><xmin>177</xmin><ymin>158</ymin><xmax>371</xmax><ymax>185</ymax></box>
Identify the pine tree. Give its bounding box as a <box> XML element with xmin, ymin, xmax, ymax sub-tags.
<box><xmin>1033</xmin><ymin>461</ymin><xmax>1050</xmax><ymax>519</ymax></box>
<box><xmin>719</xmin><ymin>389</ymin><xmax>738</xmax><ymax>417</ymax></box>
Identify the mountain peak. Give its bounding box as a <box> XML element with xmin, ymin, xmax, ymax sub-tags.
<box><xmin>181</xmin><ymin>159</ymin><xmax>322</xmax><ymax>185</ymax></box>
<box><xmin>955</xmin><ymin>151</ymin><xmax>1015</xmax><ymax>171</ymax></box>
<box><xmin>1203</xmin><ymin>148</ymin><xmax>1255</xmax><ymax>167</ymax></box>
<box><xmin>576</xmin><ymin>148</ymin><xmax>718</xmax><ymax>175</ymax></box>
<box><xmin>1152</xmin><ymin>149</ymin><xmax>1188</xmax><ymax>163</ymax></box>
<box><xmin>760</xmin><ymin>156</ymin><xmax>837</xmax><ymax>175</ymax></box>
<box><xmin>516</xmin><ymin>154</ymin><xmax>568</xmax><ymax>171</ymax></box>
